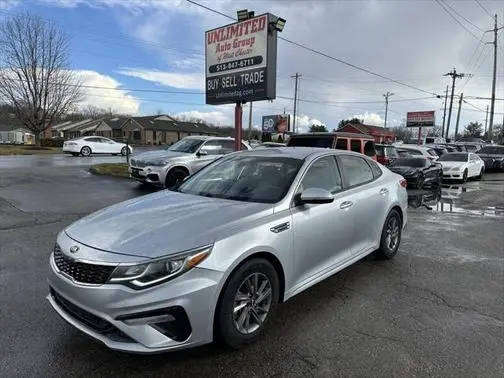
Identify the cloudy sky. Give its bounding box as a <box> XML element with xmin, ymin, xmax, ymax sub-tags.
<box><xmin>1</xmin><ymin>0</ymin><xmax>503</xmax><ymax>134</ymax></box>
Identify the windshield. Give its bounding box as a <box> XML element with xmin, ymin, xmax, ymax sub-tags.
<box><xmin>437</xmin><ymin>153</ymin><xmax>468</xmax><ymax>162</ymax></box>
<box><xmin>178</xmin><ymin>155</ymin><xmax>303</xmax><ymax>203</ymax></box>
<box><xmin>390</xmin><ymin>158</ymin><xmax>426</xmax><ymax>168</ymax></box>
<box><xmin>478</xmin><ymin>146</ymin><xmax>504</xmax><ymax>155</ymax></box>
<box><xmin>287</xmin><ymin>136</ymin><xmax>333</xmax><ymax>148</ymax></box>
<box><xmin>168</xmin><ymin>138</ymin><xmax>204</xmax><ymax>153</ymax></box>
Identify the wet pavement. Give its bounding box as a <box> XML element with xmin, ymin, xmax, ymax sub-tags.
<box><xmin>1</xmin><ymin>155</ymin><xmax>503</xmax><ymax>377</ymax></box>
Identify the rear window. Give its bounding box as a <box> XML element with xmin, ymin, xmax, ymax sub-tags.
<box><xmin>288</xmin><ymin>136</ymin><xmax>333</xmax><ymax>148</ymax></box>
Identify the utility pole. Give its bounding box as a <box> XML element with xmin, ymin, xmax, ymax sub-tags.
<box><xmin>487</xmin><ymin>14</ymin><xmax>503</xmax><ymax>141</ymax></box>
<box><xmin>291</xmin><ymin>73</ymin><xmax>301</xmax><ymax>133</ymax></box>
<box><xmin>248</xmin><ymin>102</ymin><xmax>253</xmax><ymax>142</ymax></box>
<box><xmin>455</xmin><ymin>93</ymin><xmax>463</xmax><ymax>140</ymax></box>
<box><xmin>484</xmin><ymin>105</ymin><xmax>489</xmax><ymax>135</ymax></box>
<box><xmin>441</xmin><ymin>85</ymin><xmax>449</xmax><ymax>138</ymax></box>
<box><xmin>443</xmin><ymin>68</ymin><xmax>466</xmax><ymax>140</ymax></box>
<box><xmin>383</xmin><ymin>92</ymin><xmax>394</xmax><ymax>128</ymax></box>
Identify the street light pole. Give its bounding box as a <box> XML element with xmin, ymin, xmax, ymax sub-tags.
<box><xmin>291</xmin><ymin>73</ymin><xmax>301</xmax><ymax>133</ymax></box>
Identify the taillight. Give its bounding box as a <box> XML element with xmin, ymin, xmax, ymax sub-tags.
<box><xmin>399</xmin><ymin>179</ymin><xmax>408</xmax><ymax>188</ymax></box>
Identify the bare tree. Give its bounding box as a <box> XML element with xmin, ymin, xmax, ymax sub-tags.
<box><xmin>0</xmin><ymin>12</ymin><xmax>83</xmax><ymax>145</ymax></box>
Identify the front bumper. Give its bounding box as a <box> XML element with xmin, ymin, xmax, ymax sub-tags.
<box><xmin>47</xmin><ymin>253</ymin><xmax>223</xmax><ymax>353</ymax></box>
<box><xmin>128</xmin><ymin>165</ymin><xmax>166</xmax><ymax>186</ymax></box>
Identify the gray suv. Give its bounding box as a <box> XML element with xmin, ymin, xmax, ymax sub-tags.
<box><xmin>129</xmin><ymin>136</ymin><xmax>250</xmax><ymax>188</ymax></box>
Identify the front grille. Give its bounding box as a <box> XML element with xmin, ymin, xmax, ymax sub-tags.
<box><xmin>53</xmin><ymin>244</ymin><xmax>115</xmax><ymax>285</ymax></box>
<box><xmin>50</xmin><ymin>288</ymin><xmax>133</xmax><ymax>343</ymax></box>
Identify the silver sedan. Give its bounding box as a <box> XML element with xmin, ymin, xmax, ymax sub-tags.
<box><xmin>47</xmin><ymin>147</ymin><xmax>408</xmax><ymax>353</ymax></box>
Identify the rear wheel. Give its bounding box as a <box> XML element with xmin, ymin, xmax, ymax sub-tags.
<box><xmin>374</xmin><ymin>209</ymin><xmax>402</xmax><ymax>259</ymax></box>
<box><xmin>216</xmin><ymin>258</ymin><xmax>279</xmax><ymax>349</ymax></box>
<box><xmin>80</xmin><ymin>146</ymin><xmax>91</xmax><ymax>157</ymax></box>
<box><xmin>476</xmin><ymin>167</ymin><xmax>484</xmax><ymax>181</ymax></box>
<box><xmin>165</xmin><ymin>167</ymin><xmax>188</xmax><ymax>189</ymax></box>
<box><xmin>121</xmin><ymin>147</ymin><xmax>128</xmax><ymax>156</ymax></box>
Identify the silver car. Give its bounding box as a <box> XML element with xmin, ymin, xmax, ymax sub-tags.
<box><xmin>129</xmin><ymin>136</ymin><xmax>250</xmax><ymax>188</ymax></box>
<box><xmin>47</xmin><ymin>148</ymin><xmax>408</xmax><ymax>353</ymax></box>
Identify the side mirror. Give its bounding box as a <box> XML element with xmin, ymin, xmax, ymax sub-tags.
<box><xmin>297</xmin><ymin>188</ymin><xmax>334</xmax><ymax>205</ymax></box>
<box><xmin>197</xmin><ymin>150</ymin><xmax>208</xmax><ymax>156</ymax></box>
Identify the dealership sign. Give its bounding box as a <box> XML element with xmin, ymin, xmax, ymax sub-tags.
<box><xmin>262</xmin><ymin>114</ymin><xmax>290</xmax><ymax>133</ymax></box>
<box><xmin>406</xmin><ymin>111</ymin><xmax>435</xmax><ymax>127</ymax></box>
<box><xmin>205</xmin><ymin>14</ymin><xmax>278</xmax><ymax>105</ymax></box>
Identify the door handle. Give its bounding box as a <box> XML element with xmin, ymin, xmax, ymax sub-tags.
<box><xmin>379</xmin><ymin>188</ymin><xmax>389</xmax><ymax>195</ymax></box>
<box><xmin>340</xmin><ymin>201</ymin><xmax>353</xmax><ymax>210</ymax></box>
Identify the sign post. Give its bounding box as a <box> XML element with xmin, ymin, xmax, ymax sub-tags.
<box><xmin>205</xmin><ymin>12</ymin><xmax>282</xmax><ymax>150</ymax></box>
<box><xmin>406</xmin><ymin>111</ymin><xmax>436</xmax><ymax>145</ymax></box>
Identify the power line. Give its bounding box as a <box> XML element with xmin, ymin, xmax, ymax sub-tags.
<box><xmin>474</xmin><ymin>0</ymin><xmax>494</xmax><ymax>19</ymax></box>
<box><xmin>186</xmin><ymin>0</ymin><xmax>440</xmax><ymax>97</ymax></box>
<box><xmin>440</xmin><ymin>0</ymin><xmax>484</xmax><ymax>32</ymax></box>
<box><xmin>435</xmin><ymin>0</ymin><xmax>484</xmax><ymax>42</ymax></box>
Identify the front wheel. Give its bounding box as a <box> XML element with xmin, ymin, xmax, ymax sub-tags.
<box><xmin>216</xmin><ymin>258</ymin><xmax>279</xmax><ymax>349</ymax></box>
<box><xmin>374</xmin><ymin>209</ymin><xmax>402</xmax><ymax>259</ymax></box>
<box><xmin>462</xmin><ymin>169</ymin><xmax>468</xmax><ymax>183</ymax></box>
<box><xmin>165</xmin><ymin>167</ymin><xmax>188</xmax><ymax>189</ymax></box>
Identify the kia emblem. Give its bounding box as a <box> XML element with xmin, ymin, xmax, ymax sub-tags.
<box><xmin>69</xmin><ymin>245</ymin><xmax>79</xmax><ymax>254</ymax></box>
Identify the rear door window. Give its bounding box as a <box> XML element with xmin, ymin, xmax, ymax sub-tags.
<box><xmin>288</xmin><ymin>136</ymin><xmax>333</xmax><ymax>148</ymax></box>
<box><xmin>350</xmin><ymin>139</ymin><xmax>361</xmax><ymax>153</ymax></box>
<box><xmin>339</xmin><ymin>156</ymin><xmax>375</xmax><ymax>187</ymax></box>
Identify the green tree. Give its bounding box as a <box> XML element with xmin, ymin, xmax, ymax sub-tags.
<box><xmin>309</xmin><ymin>124</ymin><xmax>328</xmax><ymax>132</ymax></box>
<box><xmin>464</xmin><ymin>122</ymin><xmax>483</xmax><ymax>137</ymax></box>
<box><xmin>338</xmin><ymin>117</ymin><xmax>362</xmax><ymax>129</ymax></box>
<box><xmin>391</xmin><ymin>126</ymin><xmax>414</xmax><ymax>142</ymax></box>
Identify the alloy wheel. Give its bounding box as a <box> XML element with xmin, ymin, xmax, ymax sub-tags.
<box><xmin>233</xmin><ymin>272</ymin><xmax>272</xmax><ymax>335</ymax></box>
<box><xmin>81</xmin><ymin>146</ymin><xmax>91</xmax><ymax>156</ymax></box>
<box><xmin>385</xmin><ymin>216</ymin><xmax>400</xmax><ymax>251</ymax></box>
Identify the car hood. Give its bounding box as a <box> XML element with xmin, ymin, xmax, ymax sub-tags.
<box><xmin>439</xmin><ymin>161</ymin><xmax>466</xmax><ymax>169</ymax></box>
<box><xmin>65</xmin><ymin>191</ymin><xmax>272</xmax><ymax>258</ymax></box>
<box><xmin>388</xmin><ymin>166</ymin><xmax>419</xmax><ymax>175</ymax></box>
<box><xmin>132</xmin><ymin>150</ymin><xmax>189</xmax><ymax>162</ymax></box>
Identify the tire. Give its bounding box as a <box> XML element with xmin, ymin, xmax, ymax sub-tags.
<box><xmin>216</xmin><ymin>258</ymin><xmax>279</xmax><ymax>349</ymax></box>
<box><xmin>476</xmin><ymin>167</ymin><xmax>484</xmax><ymax>181</ymax></box>
<box><xmin>80</xmin><ymin>146</ymin><xmax>91</xmax><ymax>157</ymax></box>
<box><xmin>415</xmin><ymin>173</ymin><xmax>424</xmax><ymax>189</ymax></box>
<box><xmin>462</xmin><ymin>169</ymin><xmax>468</xmax><ymax>183</ymax></box>
<box><xmin>165</xmin><ymin>167</ymin><xmax>188</xmax><ymax>189</ymax></box>
<box><xmin>121</xmin><ymin>147</ymin><xmax>128</xmax><ymax>156</ymax></box>
<box><xmin>374</xmin><ymin>209</ymin><xmax>402</xmax><ymax>259</ymax></box>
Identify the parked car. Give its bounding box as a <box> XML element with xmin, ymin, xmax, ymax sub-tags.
<box><xmin>455</xmin><ymin>142</ymin><xmax>481</xmax><ymax>153</ymax></box>
<box><xmin>63</xmin><ymin>136</ymin><xmax>132</xmax><ymax>157</ymax></box>
<box><xmin>437</xmin><ymin>152</ymin><xmax>485</xmax><ymax>182</ymax></box>
<box><xmin>428</xmin><ymin>145</ymin><xmax>449</xmax><ymax>156</ymax></box>
<box><xmin>129</xmin><ymin>136</ymin><xmax>251</xmax><ymax>188</ymax></box>
<box><xmin>388</xmin><ymin>157</ymin><xmax>442</xmax><ymax>189</ymax></box>
<box><xmin>477</xmin><ymin>145</ymin><xmax>504</xmax><ymax>171</ymax></box>
<box><xmin>375</xmin><ymin>144</ymin><xmax>398</xmax><ymax>166</ymax></box>
<box><xmin>47</xmin><ymin>148</ymin><xmax>408</xmax><ymax>353</ymax></box>
<box><xmin>446</xmin><ymin>143</ymin><xmax>467</xmax><ymax>152</ymax></box>
<box><xmin>393</xmin><ymin>144</ymin><xmax>438</xmax><ymax>161</ymax></box>
<box><xmin>256</xmin><ymin>142</ymin><xmax>286</xmax><ymax>148</ymax></box>
<box><xmin>287</xmin><ymin>132</ymin><xmax>377</xmax><ymax>160</ymax></box>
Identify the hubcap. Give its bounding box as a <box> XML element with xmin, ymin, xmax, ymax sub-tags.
<box><xmin>233</xmin><ymin>272</ymin><xmax>272</xmax><ymax>335</ymax></box>
<box><xmin>385</xmin><ymin>216</ymin><xmax>400</xmax><ymax>251</ymax></box>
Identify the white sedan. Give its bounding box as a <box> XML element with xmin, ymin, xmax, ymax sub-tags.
<box><xmin>63</xmin><ymin>136</ymin><xmax>132</xmax><ymax>157</ymax></box>
<box><xmin>437</xmin><ymin>152</ymin><xmax>485</xmax><ymax>182</ymax></box>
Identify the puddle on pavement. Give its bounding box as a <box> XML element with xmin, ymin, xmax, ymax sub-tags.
<box><xmin>407</xmin><ymin>184</ymin><xmax>504</xmax><ymax>217</ymax></box>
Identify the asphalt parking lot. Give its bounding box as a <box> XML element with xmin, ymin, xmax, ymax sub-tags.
<box><xmin>1</xmin><ymin>154</ymin><xmax>503</xmax><ymax>377</ymax></box>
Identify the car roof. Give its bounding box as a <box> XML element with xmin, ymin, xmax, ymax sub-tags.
<box><xmin>291</xmin><ymin>132</ymin><xmax>375</xmax><ymax>140</ymax></box>
<box><xmin>184</xmin><ymin>136</ymin><xmax>234</xmax><ymax>141</ymax></box>
<box><xmin>233</xmin><ymin>146</ymin><xmax>369</xmax><ymax>160</ymax></box>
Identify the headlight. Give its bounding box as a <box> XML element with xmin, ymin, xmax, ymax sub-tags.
<box><xmin>147</xmin><ymin>160</ymin><xmax>169</xmax><ymax>166</ymax></box>
<box><xmin>108</xmin><ymin>245</ymin><xmax>212</xmax><ymax>289</ymax></box>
